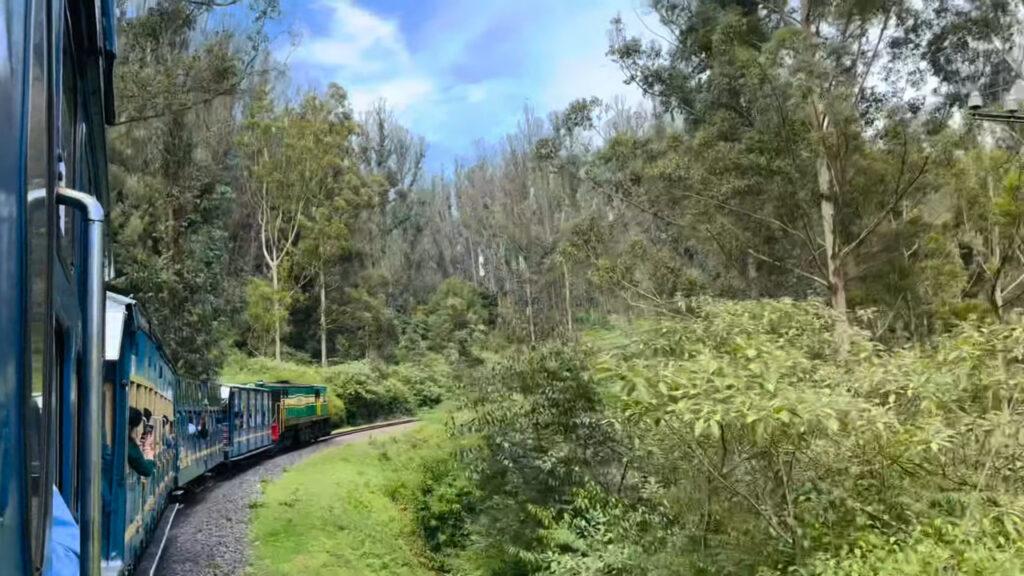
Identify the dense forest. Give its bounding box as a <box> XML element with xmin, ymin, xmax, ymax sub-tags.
<box><xmin>110</xmin><ymin>0</ymin><xmax>1024</xmax><ymax>574</ymax></box>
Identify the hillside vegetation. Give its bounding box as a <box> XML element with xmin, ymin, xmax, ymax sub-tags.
<box><xmin>409</xmin><ymin>300</ymin><xmax>1024</xmax><ymax>575</ymax></box>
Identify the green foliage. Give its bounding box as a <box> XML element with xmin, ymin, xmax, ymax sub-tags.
<box><xmin>388</xmin><ymin>353</ymin><xmax>453</xmax><ymax>409</ymax></box>
<box><xmin>336</xmin><ymin>281</ymin><xmax>400</xmax><ymax>361</ymax></box>
<box><xmin>109</xmin><ymin>0</ymin><xmax>276</xmax><ymax>377</ymax></box>
<box><xmin>220</xmin><ymin>351</ymin><xmax>325</xmax><ymax>384</ymax></box>
<box><xmin>323</xmin><ymin>361</ymin><xmax>413</xmax><ymax>426</ymax></box>
<box><xmin>411</xmin><ymin>440</ymin><xmax>479</xmax><ymax>572</ymax></box>
<box><xmin>244</xmin><ymin>277</ymin><xmax>293</xmax><ymax>356</ymax></box>
<box><xmin>403</xmin><ymin>279</ymin><xmax>492</xmax><ymax>362</ymax></box>
<box><xmin>435</xmin><ymin>302</ymin><xmax>1024</xmax><ymax>575</ymax></box>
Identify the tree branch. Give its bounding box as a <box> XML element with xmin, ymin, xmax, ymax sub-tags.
<box><xmin>854</xmin><ymin>8</ymin><xmax>892</xmax><ymax>107</ymax></box>
<box><xmin>840</xmin><ymin>154</ymin><xmax>930</xmax><ymax>260</ymax></box>
<box><xmin>748</xmin><ymin>249</ymin><xmax>829</xmax><ymax>287</ymax></box>
<box><xmin>680</xmin><ymin>191</ymin><xmax>821</xmax><ymax>246</ymax></box>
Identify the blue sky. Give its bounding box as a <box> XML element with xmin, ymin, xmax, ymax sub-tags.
<box><xmin>271</xmin><ymin>0</ymin><xmax>656</xmax><ymax>171</ymax></box>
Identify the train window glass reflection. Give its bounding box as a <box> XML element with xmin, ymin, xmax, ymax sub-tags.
<box><xmin>57</xmin><ymin>22</ymin><xmax>77</xmax><ymax>275</ymax></box>
<box><xmin>24</xmin><ymin>0</ymin><xmax>53</xmax><ymax>569</ymax></box>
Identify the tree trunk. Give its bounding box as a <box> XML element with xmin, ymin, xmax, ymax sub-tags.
<box><xmin>802</xmin><ymin>0</ymin><xmax>849</xmax><ymax>352</ymax></box>
<box><xmin>562</xmin><ymin>259</ymin><xmax>573</xmax><ymax>333</ymax></box>
<box><xmin>522</xmin><ymin>256</ymin><xmax>536</xmax><ymax>344</ymax></box>
<box><xmin>467</xmin><ymin>235</ymin><xmax>479</xmax><ymax>286</ymax></box>
<box><xmin>819</xmin><ymin>154</ymin><xmax>849</xmax><ymax>352</ymax></box>
<box><xmin>271</xmin><ymin>259</ymin><xmax>281</xmax><ymax>361</ymax></box>
<box><xmin>319</xmin><ymin>268</ymin><xmax>328</xmax><ymax>368</ymax></box>
<box><xmin>989</xmin><ymin>174</ymin><xmax>1005</xmax><ymax>321</ymax></box>
<box><xmin>747</xmin><ymin>254</ymin><xmax>759</xmax><ymax>298</ymax></box>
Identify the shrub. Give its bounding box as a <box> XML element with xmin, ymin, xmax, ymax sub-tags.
<box><xmin>402</xmin><ymin>278</ymin><xmax>492</xmax><ymax>361</ymax></box>
<box><xmin>325</xmin><ymin>361</ymin><xmax>415</xmax><ymax>426</ymax></box>
<box><xmin>444</xmin><ymin>299</ymin><xmax>1024</xmax><ymax>575</ymax></box>
<box><xmin>412</xmin><ymin>448</ymin><xmax>478</xmax><ymax>571</ymax></box>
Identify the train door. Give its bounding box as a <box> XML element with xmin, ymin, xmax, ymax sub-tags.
<box><xmin>269</xmin><ymin>389</ymin><xmax>281</xmax><ymax>442</ymax></box>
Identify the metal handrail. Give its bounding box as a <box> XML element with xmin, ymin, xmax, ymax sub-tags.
<box><xmin>56</xmin><ymin>187</ymin><xmax>105</xmax><ymax>576</ymax></box>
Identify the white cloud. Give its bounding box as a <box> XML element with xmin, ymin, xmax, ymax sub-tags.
<box><xmin>286</xmin><ymin>0</ymin><xmax>437</xmax><ymax>119</ymax></box>
<box><xmin>465</xmin><ymin>83</ymin><xmax>488</xmax><ymax>104</ymax></box>
<box><xmin>290</xmin><ymin>0</ymin><xmax>410</xmax><ymax>77</ymax></box>
<box><xmin>349</xmin><ymin>77</ymin><xmax>436</xmax><ymax>113</ymax></box>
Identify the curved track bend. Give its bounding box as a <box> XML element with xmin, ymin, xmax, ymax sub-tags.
<box><xmin>136</xmin><ymin>419</ymin><xmax>419</xmax><ymax>576</ymax></box>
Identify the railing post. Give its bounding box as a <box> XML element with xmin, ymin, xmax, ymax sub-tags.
<box><xmin>56</xmin><ymin>187</ymin><xmax>104</xmax><ymax>576</ymax></box>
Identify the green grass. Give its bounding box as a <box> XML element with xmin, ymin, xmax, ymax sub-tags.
<box><xmin>248</xmin><ymin>412</ymin><xmax>449</xmax><ymax>576</ymax></box>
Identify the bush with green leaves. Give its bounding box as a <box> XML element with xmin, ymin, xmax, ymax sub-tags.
<box><xmin>388</xmin><ymin>352</ymin><xmax>453</xmax><ymax>409</ymax></box>
<box><xmin>402</xmin><ymin>278</ymin><xmax>492</xmax><ymax>362</ymax></box>
<box><xmin>323</xmin><ymin>361</ymin><xmax>414</xmax><ymax>426</ymax></box>
<box><xmin>442</xmin><ymin>299</ymin><xmax>1024</xmax><ymax>575</ymax></box>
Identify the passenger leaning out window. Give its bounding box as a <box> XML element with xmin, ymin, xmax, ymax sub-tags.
<box><xmin>127</xmin><ymin>407</ymin><xmax>156</xmax><ymax>477</ymax></box>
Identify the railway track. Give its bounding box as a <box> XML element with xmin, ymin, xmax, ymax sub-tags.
<box><xmin>137</xmin><ymin>418</ymin><xmax>419</xmax><ymax>576</ymax></box>
<box><xmin>320</xmin><ymin>417</ymin><xmax>418</xmax><ymax>442</ymax></box>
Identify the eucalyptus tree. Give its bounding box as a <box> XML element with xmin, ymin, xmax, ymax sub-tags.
<box><xmin>609</xmin><ymin>0</ymin><xmax>939</xmax><ymax>347</ymax></box>
<box><xmin>108</xmin><ymin>0</ymin><xmax>278</xmax><ymax>376</ymax></box>
<box><xmin>292</xmin><ymin>85</ymin><xmax>376</xmax><ymax>367</ymax></box>
<box><xmin>238</xmin><ymin>87</ymin><xmax>319</xmax><ymax>361</ymax></box>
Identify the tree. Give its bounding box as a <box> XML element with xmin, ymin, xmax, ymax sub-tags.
<box><xmin>238</xmin><ymin>86</ymin><xmax>310</xmax><ymax>361</ymax></box>
<box><xmin>608</xmin><ymin>0</ymin><xmax>935</xmax><ymax>348</ymax></box>
<box><xmin>292</xmin><ymin>85</ymin><xmax>375</xmax><ymax>366</ymax></box>
<box><xmin>109</xmin><ymin>0</ymin><xmax>274</xmax><ymax>376</ymax></box>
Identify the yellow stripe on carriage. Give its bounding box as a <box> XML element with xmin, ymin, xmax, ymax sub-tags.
<box><xmin>123</xmin><ymin>472</ymin><xmax>175</xmax><ymax>542</ymax></box>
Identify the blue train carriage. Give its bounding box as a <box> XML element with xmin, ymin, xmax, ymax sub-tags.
<box><xmin>0</xmin><ymin>0</ymin><xmax>118</xmax><ymax>574</ymax></box>
<box><xmin>102</xmin><ymin>293</ymin><xmax>178</xmax><ymax>574</ymax></box>
<box><xmin>257</xmin><ymin>382</ymin><xmax>332</xmax><ymax>446</ymax></box>
<box><xmin>223</xmin><ymin>384</ymin><xmax>275</xmax><ymax>460</ymax></box>
<box><xmin>175</xmin><ymin>377</ymin><xmax>227</xmax><ymax>486</ymax></box>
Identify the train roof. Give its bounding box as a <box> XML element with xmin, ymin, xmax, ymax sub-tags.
<box><xmin>104</xmin><ymin>292</ymin><xmax>134</xmax><ymax>361</ymax></box>
<box><xmin>104</xmin><ymin>292</ymin><xmax>175</xmax><ymax>373</ymax></box>
<box><xmin>219</xmin><ymin>383</ymin><xmax>274</xmax><ymax>392</ymax></box>
<box><xmin>255</xmin><ymin>381</ymin><xmax>328</xmax><ymax>392</ymax></box>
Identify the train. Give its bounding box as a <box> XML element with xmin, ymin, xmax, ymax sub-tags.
<box><xmin>102</xmin><ymin>293</ymin><xmax>332</xmax><ymax>573</ymax></box>
<box><xmin>0</xmin><ymin>2</ymin><xmax>332</xmax><ymax>575</ymax></box>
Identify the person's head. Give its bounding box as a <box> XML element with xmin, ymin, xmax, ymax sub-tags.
<box><xmin>129</xmin><ymin>407</ymin><xmax>143</xmax><ymax>440</ymax></box>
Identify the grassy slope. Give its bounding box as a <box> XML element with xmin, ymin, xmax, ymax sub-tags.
<box><xmin>248</xmin><ymin>412</ymin><xmax>447</xmax><ymax>576</ymax></box>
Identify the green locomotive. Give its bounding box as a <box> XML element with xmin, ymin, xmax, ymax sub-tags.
<box><xmin>257</xmin><ymin>381</ymin><xmax>333</xmax><ymax>446</ymax></box>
